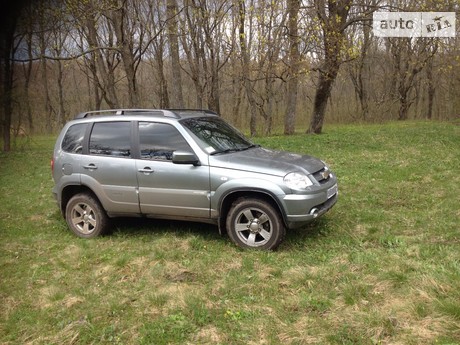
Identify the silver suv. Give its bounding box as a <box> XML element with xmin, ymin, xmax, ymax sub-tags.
<box><xmin>52</xmin><ymin>109</ymin><xmax>338</xmax><ymax>249</ymax></box>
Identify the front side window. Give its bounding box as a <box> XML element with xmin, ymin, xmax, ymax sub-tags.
<box><xmin>139</xmin><ymin>122</ymin><xmax>191</xmax><ymax>161</ymax></box>
<box><xmin>89</xmin><ymin>122</ymin><xmax>131</xmax><ymax>157</ymax></box>
<box><xmin>62</xmin><ymin>123</ymin><xmax>87</xmax><ymax>153</ymax></box>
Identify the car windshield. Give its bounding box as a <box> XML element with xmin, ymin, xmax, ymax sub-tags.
<box><xmin>181</xmin><ymin>117</ymin><xmax>256</xmax><ymax>155</ymax></box>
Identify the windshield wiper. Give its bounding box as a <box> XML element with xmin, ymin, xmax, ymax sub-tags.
<box><xmin>210</xmin><ymin>148</ymin><xmax>241</xmax><ymax>155</ymax></box>
<box><xmin>210</xmin><ymin>144</ymin><xmax>259</xmax><ymax>155</ymax></box>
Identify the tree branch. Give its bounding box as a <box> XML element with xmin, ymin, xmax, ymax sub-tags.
<box><xmin>12</xmin><ymin>46</ymin><xmax>122</xmax><ymax>62</ymax></box>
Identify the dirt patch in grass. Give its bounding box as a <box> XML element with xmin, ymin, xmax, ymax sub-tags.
<box><xmin>189</xmin><ymin>325</ymin><xmax>224</xmax><ymax>344</ymax></box>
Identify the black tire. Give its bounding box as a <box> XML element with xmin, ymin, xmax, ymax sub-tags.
<box><xmin>65</xmin><ymin>193</ymin><xmax>110</xmax><ymax>238</ymax></box>
<box><xmin>226</xmin><ymin>198</ymin><xmax>286</xmax><ymax>250</ymax></box>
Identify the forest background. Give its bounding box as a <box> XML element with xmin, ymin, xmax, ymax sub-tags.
<box><xmin>1</xmin><ymin>0</ymin><xmax>459</xmax><ymax>152</ymax></box>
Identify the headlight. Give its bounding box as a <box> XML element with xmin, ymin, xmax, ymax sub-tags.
<box><xmin>284</xmin><ymin>172</ymin><xmax>313</xmax><ymax>190</ymax></box>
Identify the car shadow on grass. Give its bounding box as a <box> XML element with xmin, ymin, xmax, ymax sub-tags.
<box><xmin>109</xmin><ymin>217</ymin><xmax>223</xmax><ymax>242</ymax></box>
<box><xmin>108</xmin><ymin>216</ymin><xmax>335</xmax><ymax>251</ymax></box>
<box><xmin>54</xmin><ymin>210</ymin><xmax>335</xmax><ymax>251</ymax></box>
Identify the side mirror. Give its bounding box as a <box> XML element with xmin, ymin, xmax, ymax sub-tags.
<box><xmin>172</xmin><ymin>151</ymin><xmax>200</xmax><ymax>166</ymax></box>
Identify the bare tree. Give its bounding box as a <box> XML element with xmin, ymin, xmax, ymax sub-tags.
<box><xmin>237</xmin><ymin>0</ymin><xmax>258</xmax><ymax>136</ymax></box>
<box><xmin>284</xmin><ymin>0</ymin><xmax>301</xmax><ymax>134</ymax></box>
<box><xmin>347</xmin><ymin>8</ymin><xmax>373</xmax><ymax>120</ymax></box>
<box><xmin>1</xmin><ymin>2</ymin><xmax>24</xmax><ymax>151</ymax></box>
<box><xmin>73</xmin><ymin>0</ymin><xmax>120</xmax><ymax>108</ymax></box>
<box><xmin>142</xmin><ymin>0</ymin><xmax>169</xmax><ymax>107</ymax></box>
<box><xmin>425</xmin><ymin>46</ymin><xmax>435</xmax><ymax>120</ymax></box>
<box><xmin>76</xmin><ymin>28</ymin><xmax>103</xmax><ymax>110</ymax></box>
<box><xmin>166</xmin><ymin>0</ymin><xmax>184</xmax><ymax>108</ymax></box>
<box><xmin>251</xmin><ymin>0</ymin><xmax>287</xmax><ymax>135</ymax></box>
<box><xmin>20</xmin><ymin>3</ymin><xmax>35</xmax><ymax>133</ymax></box>
<box><xmin>108</xmin><ymin>0</ymin><xmax>152</xmax><ymax>107</ymax></box>
<box><xmin>180</xmin><ymin>0</ymin><xmax>232</xmax><ymax>113</ymax></box>
<box><xmin>109</xmin><ymin>2</ymin><xmax>138</xmax><ymax>107</ymax></box>
<box><xmin>227</xmin><ymin>4</ymin><xmax>244</xmax><ymax>125</ymax></box>
<box><xmin>388</xmin><ymin>37</ymin><xmax>437</xmax><ymax>120</ymax></box>
<box><xmin>307</xmin><ymin>0</ymin><xmax>352</xmax><ymax>134</ymax></box>
<box><xmin>180</xmin><ymin>0</ymin><xmax>207</xmax><ymax>108</ymax></box>
<box><xmin>50</xmin><ymin>22</ymin><xmax>71</xmax><ymax>127</ymax></box>
<box><xmin>37</xmin><ymin>4</ymin><xmax>55</xmax><ymax>133</ymax></box>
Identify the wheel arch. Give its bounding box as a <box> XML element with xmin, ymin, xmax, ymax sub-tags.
<box><xmin>60</xmin><ymin>185</ymin><xmax>99</xmax><ymax>215</ymax></box>
<box><xmin>218</xmin><ymin>189</ymin><xmax>287</xmax><ymax>235</ymax></box>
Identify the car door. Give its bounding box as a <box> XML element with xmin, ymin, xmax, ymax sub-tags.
<box><xmin>80</xmin><ymin>121</ymin><xmax>140</xmax><ymax>214</ymax></box>
<box><xmin>135</xmin><ymin>121</ymin><xmax>211</xmax><ymax>218</ymax></box>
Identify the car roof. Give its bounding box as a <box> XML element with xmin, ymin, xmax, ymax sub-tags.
<box><xmin>74</xmin><ymin>109</ymin><xmax>218</xmax><ymax>120</ymax></box>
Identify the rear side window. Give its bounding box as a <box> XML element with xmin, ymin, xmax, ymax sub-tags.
<box><xmin>89</xmin><ymin>122</ymin><xmax>131</xmax><ymax>157</ymax></box>
<box><xmin>139</xmin><ymin>122</ymin><xmax>191</xmax><ymax>161</ymax></box>
<box><xmin>62</xmin><ymin>123</ymin><xmax>87</xmax><ymax>153</ymax></box>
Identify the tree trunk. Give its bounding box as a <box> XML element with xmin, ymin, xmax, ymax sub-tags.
<box><xmin>398</xmin><ymin>98</ymin><xmax>408</xmax><ymax>121</ymax></box>
<box><xmin>57</xmin><ymin>60</ymin><xmax>66</xmax><ymax>126</ymax></box>
<box><xmin>262</xmin><ymin>78</ymin><xmax>274</xmax><ymax>135</ymax></box>
<box><xmin>238</xmin><ymin>0</ymin><xmax>258</xmax><ymax>136</ymax></box>
<box><xmin>308</xmin><ymin>69</ymin><xmax>337</xmax><ymax>134</ymax></box>
<box><xmin>350</xmin><ymin>22</ymin><xmax>370</xmax><ymax>120</ymax></box>
<box><xmin>181</xmin><ymin>3</ymin><xmax>205</xmax><ymax>108</ymax></box>
<box><xmin>307</xmin><ymin>0</ymin><xmax>351</xmax><ymax>134</ymax></box>
<box><xmin>1</xmin><ymin>29</ymin><xmax>14</xmax><ymax>151</ymax></box>
<box><xmin>110</xmin><ymin>4</ymin><xmax>139</xmax><ymax>108</ymax></box>
<box><xmin>23</xmin><ymin>30</ymin><xmax>34</xmax><ymax>133</ymax></box>
<box><xmin>426</xmin><ymin>52</ymin><xmax>435</xmax><ymax>120</ymax></box>
<box><xmin>0</xmin><ymin>3</ymin><xmax>21</xmax><ymax>151</ymax></box>
<box><xmin>284</xmin><ymin>0</ymin><xmax>300</xmax><ymax>135</ymax></box>
<box><xmin>166</xmin><ymin>0</ymin><xmax>184</xmax><ymax>108</ymax></box>
<box><xmin>208</xmin><ymin>68</ymin><xmax>221</xmax><ymax>113</ymax></box>
<box><xmin>77</xmin><ymin>31</ymin><xmax>101</xmax><ymax>110</ymax></box>
<box><xmin>88</xmin><ymin>58</ymin><xmax>102</xmax><ymax>110</ymax></box>
<box><xmin>155</xmin><ymin>45</ymin><xmax>170</xmax><ymax>108</ymax></box>
<box><xmin>85</xmin><ymin>14</ymin><xmax>119</xmax><ymax>108</ymax></box>
<box><xmin>39</xmin><ymin>23</ymin><xmax>53</xmax><ymax>133</ymax></box>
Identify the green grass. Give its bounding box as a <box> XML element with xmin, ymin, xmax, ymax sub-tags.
<box><xmin>1</xmin><ymin>121</ymin><xmax>459</xmax><ymax>344</ymax></box>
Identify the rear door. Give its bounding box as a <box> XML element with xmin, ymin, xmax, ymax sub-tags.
<box><xmin>135</xmin><ymin>121</ymin><xmax>211</xmax><ymax>218</ymax></box>
<box><xmin>80</xmin><ymin>121</ymin><xmax>140</xmax><ymax>214</ymax></box>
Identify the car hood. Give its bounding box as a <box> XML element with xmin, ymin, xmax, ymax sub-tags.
<box><xmin>209</xmin><ymin>147</ymin><xmax>325</xmax><ymax>176</ymax></box>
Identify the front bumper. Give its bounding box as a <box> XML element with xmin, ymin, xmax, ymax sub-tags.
<box><xmin>282</xmin><ymin>183</ymin><xmax>338</xmax><ymax>229</ymax></box>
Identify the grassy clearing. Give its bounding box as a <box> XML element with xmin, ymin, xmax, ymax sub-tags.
<box><xmin>1</xmin><ymin>121</ymin><xmax>459</xmax><ymax>344</ymax></box>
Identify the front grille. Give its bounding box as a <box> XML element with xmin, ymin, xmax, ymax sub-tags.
<box><xmin>312</xmin><ymin>167</ymin><xmax>330</xmax><ymax>184</ymax></box>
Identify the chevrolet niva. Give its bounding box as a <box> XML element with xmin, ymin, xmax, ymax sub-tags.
<box><xmin>52</xmin><ymin>109</ymin><xmax>338</xmax><ymax>250</ymax></box>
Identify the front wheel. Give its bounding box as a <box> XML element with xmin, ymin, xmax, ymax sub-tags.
<box><xmin>65</xmin><ymin>193</ymin><xmax>109</xmax><ymax>238</ymax></box>
<box><xmin>226</xmin><ymin>198</ymin><xmax>286</xmax><ymax>250</ymax></box>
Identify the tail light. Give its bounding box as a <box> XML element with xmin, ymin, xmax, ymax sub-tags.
<box><xmin>51</xmin><ymin>158</ymin><xmax>54</xmax><ymax>174</ymax></box>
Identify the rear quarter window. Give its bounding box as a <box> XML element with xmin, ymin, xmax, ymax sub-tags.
<box><xmin>62</xmin><ymin>123</ymin><xmax>87</xmax><ymax>153</ymax></box>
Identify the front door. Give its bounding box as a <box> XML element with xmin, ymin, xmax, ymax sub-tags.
<box><xmin>135</xmin><ymin>122</ymin><xmax>210</xmax><ymax>218</ymax></box>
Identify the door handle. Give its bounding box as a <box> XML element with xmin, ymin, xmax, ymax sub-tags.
<box><xmin>138</xmin><ymin>167</ymin><xmax>154</xmax><ymax>175</ymax></box>
<box><xmin>83</xmin><ymin>164</ymin><xmax>98</xmax><ymax>170</ymax></box>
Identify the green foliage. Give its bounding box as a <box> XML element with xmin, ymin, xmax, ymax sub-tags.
<box><xmin>1</xmin><ymin>122</ymin><xmax>459</xmax><ymax>344</ymax></box>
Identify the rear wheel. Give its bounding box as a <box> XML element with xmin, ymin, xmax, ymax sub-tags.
<box><xmin>65</xmin><ymin>193</ymin><xmax>109</xmax><ymax>238</ymax></box>
<box><xmin>226</xmin><ymin>198</ymin><xmax>286</xmax><ymax>250</ymax></box>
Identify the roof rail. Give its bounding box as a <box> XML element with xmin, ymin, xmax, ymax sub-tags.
<box><xmin>167</xmin><ymin>109</ymin><xmax>219</xmax><ymax>116</ymax></box>
<box><xmin>75</xmin><ymin>109</ymin><xmax>178</xmax><ymax>119</ymax></box>
<box><xmin>74</xmin><ymin>109</ymin><xmax>218</xmax><ymax>119</ymax></box>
